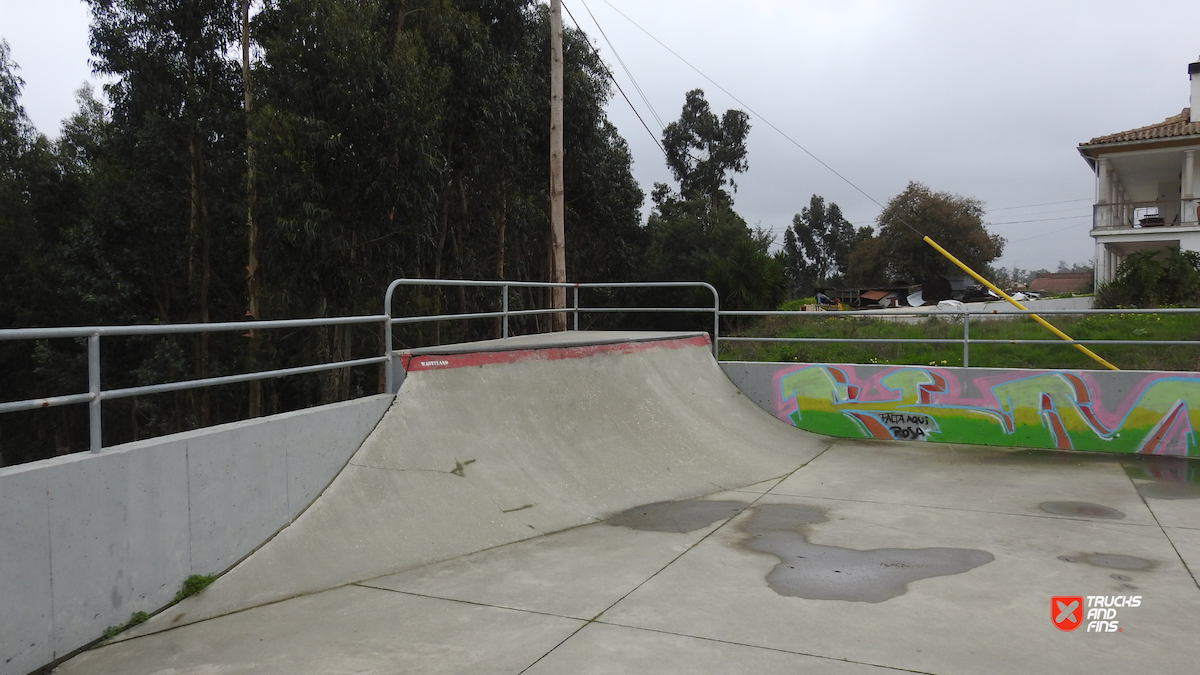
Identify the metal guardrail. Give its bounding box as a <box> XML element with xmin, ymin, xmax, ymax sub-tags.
<box><xmin>0</xmin><ymin>279</ymin><xmax>718</xmax><ymax>454</ymax></box>
<box><xmin>382</xmin><ymin>279</ymin><xmax>719</xmax><ymax>392</ymax></box>
<box><xmin>720</xmin><ymin>306</ymin><xmax>1200</xmax><ymax>368</ymax></box>
<box><xmin>6</xmin><ymin>277</ymin><xmax>1197</xmax><ymax>456</ymax></box>
<box><xmin>0</xmin><ymin>315</ymin><xmax>389</xmax><ymax>454</ymax></box>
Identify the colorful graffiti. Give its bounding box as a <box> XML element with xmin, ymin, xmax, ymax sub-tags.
<box><xmin>774</xmin><ymin>364</ymin><xmax>1200</xmax><ymax>456</ymax></box>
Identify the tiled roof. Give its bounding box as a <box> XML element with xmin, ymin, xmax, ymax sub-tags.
<box><xmin>1080</xmin><ymin>109</ymin><xmax>1200</xmax><ymax>147</ymax></box>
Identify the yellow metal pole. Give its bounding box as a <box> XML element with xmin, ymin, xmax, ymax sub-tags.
<box><xmin>922</xmin><ymin>236</ymin><xmax>1118</xmax><ymax>371</ymax></box>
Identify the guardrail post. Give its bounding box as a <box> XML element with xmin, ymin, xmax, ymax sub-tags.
<box><xmin>502</xmin><ymin>285</ymin><xmax>509</xmax><ymax>338</ymax></box>
<box><xmin>712</xmin><ymin>290</ymin><xmax>721</xmax><ymax>358</ymax></box>
<box><xmin>962</xmin><ymin>313</ymin><xmax>970</xmax><ymax>368</ymax></box>
<box><xmin>88</xmin><ymin>333</ymin><xmax>102</xmax><ymax>453</ymax></box>
<box><xmin>573</xmin><ymin>285</ymin><xmax>580</xmax><ymax>331</ymax></box>
<box><xmin>384</xmin><ymin>316</ymin><xmax>394</xmax><ymax>395</ymax></box>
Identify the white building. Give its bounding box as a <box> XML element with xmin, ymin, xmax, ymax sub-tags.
<box><xmin>1079</xmin><ymin>59</ymin><xmax>1200</xmax><ymax>286</ymax></box>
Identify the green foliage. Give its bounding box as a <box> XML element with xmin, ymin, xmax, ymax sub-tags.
<box><xmin>704</xmin><ymin>236</ymin><xmax>786</xmax><ymax>318</ymax></box>
<box><xmin>781</xmin><ymin>194</ymin><xmax>868</xmax><ymax>295</ymax></box>
<box><xmin>778</xmin><ymin>298</ymin><xmax>816</xmax><ymax>311</ymax></box>
<box><xmin>1095</xmin><ymin>248</ymin><xmax>1200</xmax><ymax>308</ymax></box>
<box><xmin>847</xmin><ymin>182</ymin><xmax>1004</xmax><ymax>285</ymax></box>
<box><xmin>102</xmin><ymin>611</ymin><xmax>149</xmax><ymax>640</ymax></box>
<box><xmin>0</xmin><ymin>0</ymin><xmax>647</xmax><ymax>465</ymax></box>
<box><xmin>721</xmin><ymin>312</ymin><xmax>1200</xmax><ymax>371</ymax></box>
<box><xmin>173</xmin><ymin>574</ymin><xmax>218</xmax><ymax>604</ymax></box>
<box><xmin>659</xmin><ymin>88</ymin><xmax>750</xmax><ymax>208</ymax></box>
<box><xmin>97</xmin><ymin>574</ymin><xmax>214</xmax><ymax>640</ymax></box>
<box><xmin>643</xmin><ymin>89</ymin><xmax>781</xmax><ymax>320</ymax></box>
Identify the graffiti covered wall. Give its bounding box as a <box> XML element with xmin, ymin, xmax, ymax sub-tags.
<box><xmin>720</xmin><ymin>363</ymin><xmax>1200</xmax><ymax>456</ymax></box>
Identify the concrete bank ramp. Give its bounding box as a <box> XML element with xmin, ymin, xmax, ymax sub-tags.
<box><xmin>129</xmin><ymin>331</ymin><xmax>828</xmax><ymax>636</ymax></box>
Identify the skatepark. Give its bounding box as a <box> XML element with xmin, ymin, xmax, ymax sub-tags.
<box><xmin>20</xmin><ymin>330</ymin><xmax>1199</xmax><ymax>675</ymax></box>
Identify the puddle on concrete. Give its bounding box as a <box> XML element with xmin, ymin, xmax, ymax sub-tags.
<box><xmin>607</xmin><ymin>500</ymin><xmax>750</xmax><ymax>533</ymax></box>
<box><xmin>739</xmin><ymin>504</ymin><xmax>993</xmax><ymax>603</ymax></box>
<box><xmin>936</xmin><ymin>448</ymin><xmax>1118</xmax><ymax>468</ymax></box>
<box><xmin>1121</xmin><ymin>455</ymin><xmax>1200</xmax><ymax>499</ymax></box>
<box><xmin>1038</xmin><ymin>501</ymin><xmax>1126</xmax><ymax>519</ymax></box>
<box><xmin>1135</xmin><ymin>482</ymin><xmax>1200</xmax><ymax>500</ymax></box>
<box><xmin>1058</xmin><ymin>553</ymin><xmax>1153</xmax><ymax>571</ymax></box>
<box><xmin>1123</xmin><ymin>455</ymin><xmax>1200</xmax><ymax>483</ymax></box>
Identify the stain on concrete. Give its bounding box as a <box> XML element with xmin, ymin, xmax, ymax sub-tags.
<box><xmin>607</xmin><ymin>500</ymin><xmax>750</xmax><ymax>533</ymax></box>
<box><xmin>739</xmin><ymin>504</ymin><xmax>993</xmax><ymax>603</ymax></box>
<box><xmin>1039</xmin><ymin>501</ymin><xmax>1126</xmax><ymax>519</ymax></box>
<box><xmin>450</xmin><ymin>459</ymin><xmax>476</xmax><ymax>477</ymax></box>
<box><xmin>1058</xmin><ymin>553</ymin><xmax>1153</xmax><ymax>571</ymax></box>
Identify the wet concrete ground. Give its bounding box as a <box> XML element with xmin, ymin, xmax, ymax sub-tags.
<box><xmin>55</xmin><ymin>441</ymin><xmax>1200</xmax><ymax>675</ymax></box>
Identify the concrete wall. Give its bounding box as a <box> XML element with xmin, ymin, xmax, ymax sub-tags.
<box><xmin>0</xmin><ymin>394</ymin><xmax>392</xmax><ymax>675</ymax></box>
<box><xmin>722</xmin><ymin>362</ymin><xmax>1200</xmax><ymax>456</ymax></box>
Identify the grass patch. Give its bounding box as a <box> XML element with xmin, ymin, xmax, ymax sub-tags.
<box><xmin>102</xmin><ymin>611</ymin><xmax>149</xmax><ymax>640</ymax></box>
<box><xmin>100</xmin><ymin>574</ymin><xmax>217</xmax><ymax>641</ymax></box>
<box><xmin>172</xmin><ymin>574</ymin><xmax>218</xmax><ymax>604</ymax></box>
<box><xmin>719</xmin><ymin>311</ymin><xmax>1200</xmax><ymax>371</ymax></box>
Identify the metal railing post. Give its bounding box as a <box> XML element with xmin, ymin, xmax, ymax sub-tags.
<box><xmin>573</xmin><ymin>285</ymin><xmax>580</xmax><ymax>330</ymax></box>
<box><xmin>88</xmin><ymin>333</ymin><xmax>102</xmax><ymax>453</ymax></box>
<box><xmin>712</xmin><ymin>288</ymin><xmax>721</xmax><ymax>358</ymax></box>
<box><xmin>962</xmin><ymin>313</ymin><xmax>970</xmax><ymax>368</ymax></box>
<box><xmin>502</xmin><ymin>285</ymin><xmax>509</xmax><ymax>338</ymax></box>
<box><xmin>384</xmin><ymin>282</ymin><xmax>396</xmax><ymax>394</ymax></box>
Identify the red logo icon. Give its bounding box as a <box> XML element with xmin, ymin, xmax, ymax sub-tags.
<box><xmin>1053</xmin><ymin>596</ymin><xmax>1084</xmax><ymax>631</ymax></box>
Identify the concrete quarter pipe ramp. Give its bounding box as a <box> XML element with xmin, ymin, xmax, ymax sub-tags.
<box><xmin>53</xmin><ymin>332</ymin><xmax>1200</xmax><ymax>674</ymax></box>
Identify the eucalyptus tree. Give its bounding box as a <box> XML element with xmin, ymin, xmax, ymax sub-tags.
<box><xmin>782</xmin><ymin>194</ymin><xmax>869</xmax><ymax>294</ymax></box>
<box><xmin>644</xmin><ymin>89</ymin><xmax>780</xmax><ymax>313</ymax></box>
<box><xmin>660</xmin><ymin>87</ymin><xmax>750</xmax><ymax>209</ymax></box>
<box><xmin>84</xmin><ymin>0</ymin><xmax>246</xmax><ymax>426</ymax></box>
<box><xmin>253</xmin><ymin>0</ymin><xmax>642</xmax><ymax>342</ymax></box>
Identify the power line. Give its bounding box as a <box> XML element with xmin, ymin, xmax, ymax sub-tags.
<box><xmin>987</xmin><ymin>197</ymin><xmax>1093</xmax><ymax>212</ymax></box>
<box><xmin>575</xmin><ymin>0</ymin><xmax>665</xmax><ymax>130</ymax></box>
<box><xmin>595</xmin><ymin>1</ymin><xmax>1093</xmax><ymax>247</ymax></box>
<box><xmin>988</xmin><ymin>214</ymin><xmax>1091</xmax><ymax>226</ymax></box>
<box><xmin>596</xmin><ymin>0</ymin><xmax>919</xmax><ymax>235</ymax></box>
<box><xmin>560</xmin><ymin>1</ymin><xmax>666</xmax><ymax>158</ymax></box>
<box><xmin>1008</xmin><ymin>222</ymin><xmax>1089</xmax><ymax>243</ymax></box>
<box><xmin>986</xmin><ymin>205</ymin><xmax>1093</xmax><ymax>219</ymax></box>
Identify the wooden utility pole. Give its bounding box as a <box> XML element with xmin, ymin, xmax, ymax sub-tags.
<box><xmin>549</xmin><ymin>0</ymin><xmax>567</xmax><ymax>331</ymax></box>
<box><xmin>242</xmin><ymin>0</ymin><xmax>263</xmax><ymax>416</ymax></box>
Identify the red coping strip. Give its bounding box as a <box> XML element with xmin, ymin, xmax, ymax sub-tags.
<box><xmin>400</xmin><ymin>335</ymin><xmax>711</xmax><ymax>372</ymax></box>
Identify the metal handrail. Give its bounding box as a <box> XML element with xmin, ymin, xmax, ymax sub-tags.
<box><xmin>8</xmin><ymin>276</ymin><xmax>1196</xmax><ymax>458</ymax></box>
<box><xmin>0</xmin><ymin>314</ymin><xmax>390</xmax><ymax>453</ymax></box>
<box><xmin>382</xmin><ymin>279</ymin><xmax>719</xmax><ymax>392</ymax></box>
<box><xmin>2</xmin><ymin>280</ymin><xmax>719</xmax><ymax>455</ymax></box>
<box><xmin>720</xmin><ymin>305</ymin><xmax>1200</xmax><ymax>368</ymax></box>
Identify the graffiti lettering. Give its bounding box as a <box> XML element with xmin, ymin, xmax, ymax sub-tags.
<box><xmin>776</xmin><ymin>363</ymin><xmax>1200</xmax><ymax>456</ymax></box>
<box><xmin>879</xmin><ymin>413</ymin><xmax>932</xmax><ymax>426</ymax></box>
<box><xmin>890</xmin><ymin>426</ymin><xmax>927</xmax><ymax>440</ymax></box>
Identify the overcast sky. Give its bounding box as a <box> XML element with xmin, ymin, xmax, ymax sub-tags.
<box><xmin>3</xmin><ymin>0</ymin><xmax>1199</xmax><ymax>272</ymax></box>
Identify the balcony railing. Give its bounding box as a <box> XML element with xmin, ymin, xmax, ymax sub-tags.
<box><xmin>1093</xmin><ymin>198</ymin><xmax>1200</xmax><ymax>230</ymax></box>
